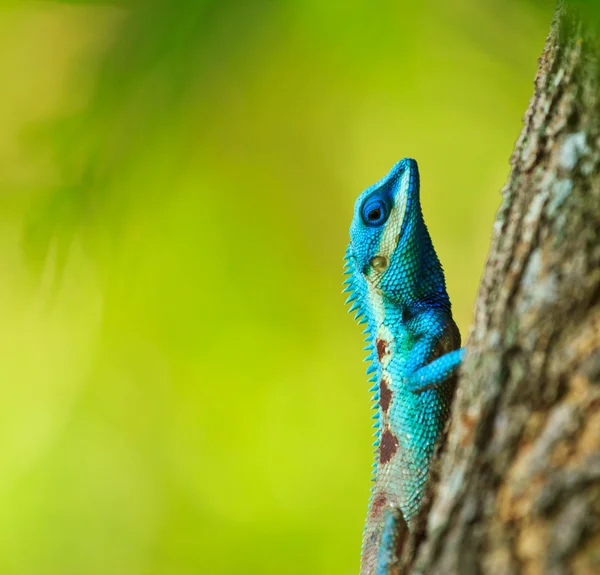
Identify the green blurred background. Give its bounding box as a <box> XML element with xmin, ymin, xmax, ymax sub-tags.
<box><xmin>0</xmin><ymin>1</ymin><xmax>552</xmax><ymax>574</ymax></box>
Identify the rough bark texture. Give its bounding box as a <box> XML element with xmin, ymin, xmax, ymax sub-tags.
<box><xmin>407</xmin><ymin>3</ymin><xmax>600</xmax><ymax>574</ymax></box>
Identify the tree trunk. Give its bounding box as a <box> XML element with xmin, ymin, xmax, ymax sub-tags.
<box><xmin>407</xmin><ymin>3</ymin><xmax>600</xmax><ymax>574</ymax></box>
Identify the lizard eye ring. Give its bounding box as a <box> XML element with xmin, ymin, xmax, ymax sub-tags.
<box><xmin>361</xmin><ymin>198</ymin><xmax>389</xmax><ymax>227</ymax></box>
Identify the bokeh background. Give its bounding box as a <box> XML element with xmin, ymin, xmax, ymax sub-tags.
<box><xmin>0</xmin><ymin>1</ymin><xmax>553</xmax><ymax>574</ymax></box>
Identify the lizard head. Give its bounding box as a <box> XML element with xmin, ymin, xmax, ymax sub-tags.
<box><xmin>344</xmin><ymin>157</ymin><xmax>449</xmax><ymax>326</ymax></box>
<box><xmin>345</xmin><ymin>158</ymin><xmax>420</xmax><ymax>292</ymax></box>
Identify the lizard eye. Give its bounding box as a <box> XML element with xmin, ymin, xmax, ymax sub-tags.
<box><xmin>361</xmin><ymin>198</ymin><xmax>389</xmax><ymax>227</ymax></box>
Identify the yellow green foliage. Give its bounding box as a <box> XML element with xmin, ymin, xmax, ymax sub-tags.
<box><xmin>0</xmin><ymin>1</ymin><xmax>551</xmax><ymax>574</ymax></box>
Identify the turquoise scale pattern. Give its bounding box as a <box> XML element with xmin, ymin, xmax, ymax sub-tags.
<box><xmin>344</xmin><ymin>159</ymin><xmax>463</xmax><ymax>575</ymax></box>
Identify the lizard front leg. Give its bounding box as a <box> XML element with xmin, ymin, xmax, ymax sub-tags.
<box><xmin>406</xmin><ymin>348</ymin><xmax>465</xmax><ymax>394</ymax></box>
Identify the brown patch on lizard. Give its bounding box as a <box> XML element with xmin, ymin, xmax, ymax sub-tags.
<box><xmin>379</xmin><ymin>378</ymin><xmax>393</xmax><ymax>413</ymax></box>
<box><xmin>370</xmin><ymin>493</ymin><xmax>388</xmax><ymax>517</ymax></box>
<box><xmin>376</xmin><ymin>338</ymin><xmax>389</xmax><ymax>362</ymax></box>
<box><xmin>380</xmin><ymin>428</ymin><xmax>399</xmax><ymax>464</ymax></box>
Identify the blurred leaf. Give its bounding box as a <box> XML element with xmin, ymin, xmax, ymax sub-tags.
<box><xmin>22</xmin><ymin>185</ymin><xmax>81</xmax><ymax>279</ymax></box>
<box><xmin>0</xmin><ymin>1</ymin><xmax>554</xmax><ymax>574</ymax></box>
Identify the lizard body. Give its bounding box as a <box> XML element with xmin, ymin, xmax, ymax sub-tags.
<box><xmin>344</xmin><ymin>159</ymin><xmax>464</xmax><ymax>575</ymax></box>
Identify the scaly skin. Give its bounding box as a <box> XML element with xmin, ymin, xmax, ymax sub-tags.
<box><xmin>343</xmin><ymin>159</ymin><xmax>464</xmax><ymax>575</ymax></box>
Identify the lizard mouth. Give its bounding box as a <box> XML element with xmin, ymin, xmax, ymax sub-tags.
<box><xmin>371</xmin><ymin>169</ymin><xmax>412</xmax><ymax>264</ymax></box>
<box><xmin>392</xmin><ymin>159</ymin><xmax>419</xmax><ymax>247</ymax></box>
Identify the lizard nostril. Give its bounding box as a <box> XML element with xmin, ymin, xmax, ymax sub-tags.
<box><xmin>370</xmin><ymin>255</ymin><xmax>388</xmax><ymax>272</ymax></box>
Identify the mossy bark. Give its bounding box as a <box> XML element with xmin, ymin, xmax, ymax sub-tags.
<box><xmin>406</xmin><ymin>3</ymin><xmax>600</xmax><ymax>574</ymax></box>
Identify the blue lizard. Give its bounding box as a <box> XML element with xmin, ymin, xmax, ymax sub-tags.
<box><xmin>343</xmin><ymin>159</ymin><xmax>464</xmax><ymax>575</ymax></box>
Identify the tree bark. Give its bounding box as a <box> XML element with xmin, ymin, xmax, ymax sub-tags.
<box><xmin>407</xmin><ymin>3</ymin><xmax>600</xmax><ymax>574</ymax></box>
